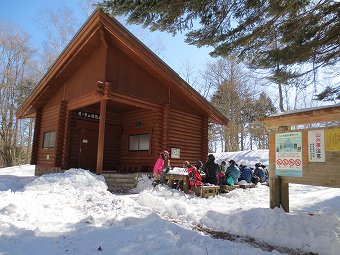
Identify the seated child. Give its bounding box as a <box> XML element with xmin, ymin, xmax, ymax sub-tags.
<box><xmin>217</xmin><ymin>170</ymin><xmax>225</xmax><ymax>185</ymax></box>
<box><xmin>187</xmin><ymin>161</ymin><xmax>203</xmax><ymax>191</ymax></box>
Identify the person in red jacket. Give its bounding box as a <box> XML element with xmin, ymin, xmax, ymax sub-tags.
<box><xmin>188</xmin><ymin>161</ymin><xmax>203</xmax><ymax>191</ymax></box>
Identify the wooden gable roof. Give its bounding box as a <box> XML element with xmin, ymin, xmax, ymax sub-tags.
<box><xmin>17</xmin><ymin>9</ymin><xmax>228</xmax><ymax>125</ymax></box>
<box><xmin>261</xmin><ymin>103</ymin><xmax>340</xmax><ymax>128</ymax></box>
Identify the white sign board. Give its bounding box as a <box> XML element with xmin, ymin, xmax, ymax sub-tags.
<box><xmin>308</xmin><ymin>130</ymin><xmax>325</xmax><ymax>162</ymax></box>
<box><xmin>171</xmin><ymin>148</ymin><xmax>180</xmax><ymax>159</ymax></box>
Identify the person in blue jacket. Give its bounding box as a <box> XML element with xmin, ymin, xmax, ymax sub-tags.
<box><xmin>254</xmin><ymin>163</ymin><xmax>266</xmax><ymax>183</ymax></box>
<box><xmin>226</xmin><ymin>160</ymin><xmax>240</xmax><ymax>184</ymax></box>
<box><xmin>239</xmin><ymin>163</ymin><xmax>253</xmax><ymax>183</ymax></box>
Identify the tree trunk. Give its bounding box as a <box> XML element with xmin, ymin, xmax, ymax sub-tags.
<box><xmin>278</xmin><ymin>82</ymin><xmax>285</xmax><ymax>112</ymax></box>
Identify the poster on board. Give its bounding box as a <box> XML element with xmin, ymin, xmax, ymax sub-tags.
<box><xmin>308</xmin><ymin>130</ymin><xmax>325</xmax><ymax>162</ymax></box>
<box><xmin>275</xmin><ymin>132</ymin><xmax>303</xmax><ymax>177</ymax></box>
<box><xmin>325</xmin><ymin>128</ymin><xmax>340</xmax><ymax>151</ymax></box>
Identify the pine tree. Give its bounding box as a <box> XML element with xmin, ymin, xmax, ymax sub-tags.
<box><xmin>99</xmin><ymin>0</ymin><xmax>340</xmax><ymax>104</ymax></box>
<box><xmin>249</xmin><ymin>92</ymin><xmax>277</xmax><ymax>149</ymax></box>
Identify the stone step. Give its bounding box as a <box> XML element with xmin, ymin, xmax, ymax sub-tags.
<box><xmin>103</xmin><ymin>172</ymin><xmax>139</xmax><ymax>192</ymax></box>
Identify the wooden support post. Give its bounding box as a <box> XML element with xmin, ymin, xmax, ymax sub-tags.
<box><xmin>201</xmin><ymin>115</ymin><xmax>208</xmax><ymax>162</ymax></box>
<box><xmin>280</xmin><ymin>181</ymin><xmax>289</xmax><ymax>212</ymax></box>
<box><xmin>55</xmin><ymin>100</ymin><xmax>67</xmax><ymax>167</ymax></box>
<box><xmin>162</xmin><ymin>104</ymin><xmax>169</xmax><ymax>151</ymax></box>
<box><xmin>31</xmin><ymin>109</ymin><xmax>42</xmax><ymax>165</ymax></box>
<box><xmin>61</xmin><ymin>110</ymin><xmax>72</xmax><ymax>169</ymax></box>
<box><xmin>96</xmin><ymin>98</ymin><xmax>107</xmax><ymax>175</ymax></box>
<box><xmin>270</xmin><ymin>176</ymin><xmax>281</xmax><ymax>209</ymax></box>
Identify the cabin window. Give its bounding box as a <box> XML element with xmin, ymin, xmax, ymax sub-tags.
<box><xmin>43</xmin><ymin>131</ymin><xmax>56</xmax><ymax>148</ymax></box>
<box><xmin>129</xmin><ymin>134</ymin><xmax>150</xmax><ymax>151</ymax></box>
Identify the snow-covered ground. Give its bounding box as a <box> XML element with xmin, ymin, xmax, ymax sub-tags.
<box><xmin>0</xmin><ymin>150</ymin><xmax>339</xmax><ymax>255</ymax></box>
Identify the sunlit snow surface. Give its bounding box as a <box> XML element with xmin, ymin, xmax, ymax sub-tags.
<box><xmin>0</xmin><ymin>153</ymin><xmax>339</xmax><ymax>255</ymax></box>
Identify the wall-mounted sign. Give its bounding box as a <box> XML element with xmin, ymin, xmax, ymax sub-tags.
<box><xmin>308</xmin><ymin>130</ymin><xmax>325</xmax><ymax>162</ymax></box>
<box><xmin>275</xmin><ymin>132</ymin><xmax>302</xmax><ymax>177</ymax></box>
<box><xmin>77</xmin><ymin>110</ymin><xmax>100</xmax><ymax>121</ymax></box>
<box><xmin>171</xmin><ymin>148</ymin><xmax>180</xmax><ymax>159</ymax></box>
<box><xmin>325</xmin><ymin>128</ymin><xmax>340</xmax><ymax>151</ymax></box>
<box><xmin>135</xmin><ymin>121</ymin><xmax>143</xmax><ymax>128</ymax></box>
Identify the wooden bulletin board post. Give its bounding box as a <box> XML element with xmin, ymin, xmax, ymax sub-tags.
<box><xmin>262</xmin><ymin>104</ymin><xmax>340</xmax><ymax>212</ymax></box>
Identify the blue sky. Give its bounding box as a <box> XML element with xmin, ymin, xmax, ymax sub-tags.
<box><xmin>0</xmin><ymin>0</ymin><xmax>214</xmax><ymax>76</ymax></box>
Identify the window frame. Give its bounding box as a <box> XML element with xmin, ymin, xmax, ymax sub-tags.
<box><xmin>43</xmin><ymin>131</ymin><xmax>56</xmax><ymax>149</ymax></box>
<box><xmin>128</xmin><ymin>133</ymin><xmax>151</xmax><ymax>151</ymax></box>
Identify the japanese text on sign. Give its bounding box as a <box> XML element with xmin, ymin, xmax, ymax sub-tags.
<box><xmin>308</xmin><ymin>130</ymin><xmax>325</xmax><ymax>162</ymax></box>
<box><xmin>77</xmin><ymin>110</ymin><xmax>100</xmax><ymax>121</ymax></box>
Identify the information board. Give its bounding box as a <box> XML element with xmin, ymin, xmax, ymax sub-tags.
<box><xmin>275</xmin><ymin>132</ymin><xmax>303</xmax><ymax>177</ymax></box>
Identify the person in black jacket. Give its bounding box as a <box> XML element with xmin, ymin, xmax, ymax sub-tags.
<box><xmin>203</xmin><ymin>154</ymin><xmax>219</xmax><ymax>185</ymax></box>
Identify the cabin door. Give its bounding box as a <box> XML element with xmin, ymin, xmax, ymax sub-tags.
<box><xmin>79</xmin><ymin>129</ymin><xmax>98</xmax><ymax>172</ymax></box>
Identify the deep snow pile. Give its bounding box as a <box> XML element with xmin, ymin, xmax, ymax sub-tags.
<box><xmin>0</xmin><ymin>169</ymin><xmax>150</xmax><ymax>234</ymax></box>
<box><xmin>0</xmin><ymin>166</ymin><xmax>339</xmax><ymax>255</ymax></box>
<box><xmin>0</xmin><ymin>168</ymin><xmax>275</xmax><ymax>255</ymax></box>
<box><xmin>137</xmin><ymin>180</ymin><xmax>340</xmax><ymax>255</ymax></box>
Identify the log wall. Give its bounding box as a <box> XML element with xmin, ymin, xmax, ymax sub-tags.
<box><xmin>120</xmin><ymin>108</ymin><xmax>162</xmax><ymax>171</ymax></box>
<box><xmin>36</xmin><ymin>105</ymin><xmax>60</xmax><ymax>168</ymax></box>
<box><xmin>168</xmin><ymin>108</ymin><xmax>203</xmax><ymax>167</ymax></box>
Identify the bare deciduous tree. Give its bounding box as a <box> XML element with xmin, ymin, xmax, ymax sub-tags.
<box><xmin>0</xmin><ymin>23</ymin><xmax>37</xmax><ymax>166</ymax></box>
<box><xmin>36</xmin><ymin>4</ymin><xmax>79</xmax><ymax>72</ymax></box>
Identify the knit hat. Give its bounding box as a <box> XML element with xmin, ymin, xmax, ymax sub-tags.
<box><xmin>208</xmin><ymin>154</ymin><xmax>215</xmax><ymax>161</ymax></box>
<box><xmin>195</xmin><ymin>160</ymin><xmax>203</xmax><ymax>169</ymax></box>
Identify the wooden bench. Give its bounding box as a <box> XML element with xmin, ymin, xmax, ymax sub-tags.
<box><xmin>239</xmin><ymin>183</ymin><xmax>256</xmax><ymax>189</ymax></box>
<box><xmin>165</xmin><ymin>173</ymin><xmax>189</xmax><ymax>193</ymax></box>
<box><xmin>194</xmin><ymin>185</ymin><xmax>220</xmax><ymax>198</ymax></box>
<box><xmin>220</xmin><ymin>183</ymin><xmax>256</xmax><ymax>193</ymax></box>
<box><xmin>220</xmin><ymin>185</ymin><xmax>240</xmax><ymax>193</ymax></box>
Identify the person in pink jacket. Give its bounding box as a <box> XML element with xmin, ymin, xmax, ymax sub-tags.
<box><xmin>153</xmin><ymin>150</ymin><xmax>169</xmax><ymax>179</ymax></box>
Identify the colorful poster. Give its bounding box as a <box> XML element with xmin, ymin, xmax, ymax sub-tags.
<box><xmin>275</xmin><ymin>132</ymin><xmax>302</xmax><ymax>177</ymax></box>
<box><xmin>308</xmin><ymin>130</ymin><xmax>325</xmax><ymax>162</ymax></box>
<box><xmin>325</xmin><ymin>128</ymin><xmax>340</xmax><ymax>151</ymax></box>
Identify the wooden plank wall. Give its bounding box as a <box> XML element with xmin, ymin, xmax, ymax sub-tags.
<box><xmin>66</xmin><ymin>111</ymin><xmax>82</xmax><ymax>169</ymax></box>
<box><xmin>120</xmin><ymin>108</ymin><xmax>162</xmax><ymax>170</ymax></box>
<box><xmin>36</xmin><ymin>105</ymin><xmax>60</xmax><ymax>167</ymax></box>
<box><xmin>269</xmin><ymin>127</ymin><xmax>340</xmax><ymax>187</ymax></box>
<box><xmin>66</xmin><ymin>110</ymin><xmax>122</xmax><ymax>171</ymax></box>
<box><xmin>65</xmin><ymin>45</ymin><xmax>106</xmax><ymax>103</ymax></box>
<box><xmin>103</xmin><ymin>111</ymin><xmax>122</xmax><ymax>170</ymax></box>
<box><xmin>169</xmin><ymin>108</ymin><xmax>203</xmax><ymax>167</ymax></box>
<box><xmin>107</xmin><ymin>45</ymin><xmax>169</xmax><ymax>105</ymax></box>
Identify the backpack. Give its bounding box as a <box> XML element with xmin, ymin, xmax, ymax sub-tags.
<box><xmin>225</xmin><ymin>175</ymin><xmax>234</xmax><ymax>186</ymax></box>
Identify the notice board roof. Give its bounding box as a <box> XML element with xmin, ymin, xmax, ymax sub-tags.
<box><xmin>261</xmin><ymin>103</ymin><xmax>340</xmax><ymax>128</ymax></box>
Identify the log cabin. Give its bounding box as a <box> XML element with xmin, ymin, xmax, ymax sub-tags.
<box><xmin>17</xmin><ymin>9</ymin><xmax>229</xmax><ymax>177</ymax></box>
